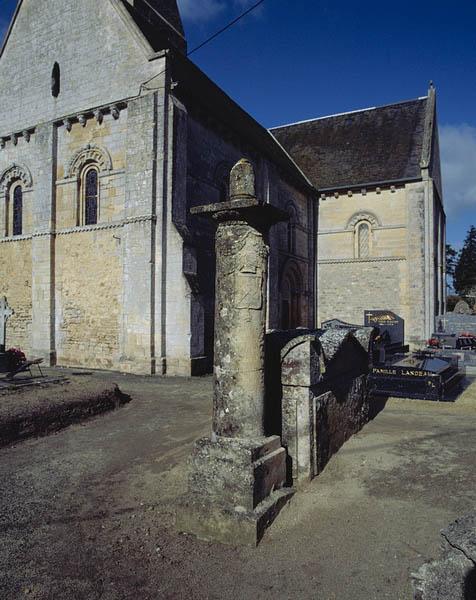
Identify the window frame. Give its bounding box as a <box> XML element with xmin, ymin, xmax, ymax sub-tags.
<box><xmin>79</xmin><ymin>163</ymin><xmax>100</xmax><ymax>226</ymax></box>
<box><xmin>11</xmin><ymin>182</ymin><xmax>23</xmax><ymax>237</ymax></box>
<box><xmin>354</xmin><ymin>219</ymin><xmax>372</xmax><ymax>259</ymax></box>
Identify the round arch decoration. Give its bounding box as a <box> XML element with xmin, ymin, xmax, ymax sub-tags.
<box><xmin>346</xmin><ymin>211</ymin><xmax>380</xmax><ymax>230</ymax></box>
<box><xmin>67</xmin><ymin>144</ymin><xmax>113</xmax><ymax>179</ymax></box>
<box><xmin>0</xmin><ymin>163</ymin><xmax>33</xmax><ymax>198</ymax></box>
<box><xmin>279</xmin><ymin>259</ymin><xmax>305</xmax><ymax>330</ymax></box>
<box><xmin>285</xmin><ymin>201</ymin><xmax>300</xmax><ymax>224</ymax></box>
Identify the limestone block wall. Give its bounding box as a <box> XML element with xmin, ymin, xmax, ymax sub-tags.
<box><xmin>406</xmin><ymin>181</ymin><xmax>427</xmax><ymax>343</ymax></box>
<box><xmin>56</xmin><ymin>112</ymin><xmax>127</xmax><ymax>229</ymax></box>
<box><xmin>0</xmin><ymin>239</ymin><xmax>32</xmax><ymax>353</ymax></box>
<box><xmin>0</xmin><ymin>0</ymin><xmax>165</xmax><ymax>134</ymax></box>
<box><xmin>0</xmin><ymin>127</ymin><xmax>48</xmax><ymax>357</ymax></box>
<box><xmin>55</xmin><ymin>230</ymin><xmax>121</xmax><ymax>369</ymax></box>
<box><xmin>317</xmin><ymin>182</ymin><xmax>435</xmax><ymax>344</ymax></box>
<box><xmin>268</xmin><ymin>175</ymin><xmax>314</xmax><ymax>329</ymax></box>
<box><xmin>318</xmin><ymin>186</ymin><xmax>407</xmax><ymax>260</ymax></box>
<box><xmin>318</xmin><ymin>259</ymin><xmax>407</xmax><ymax>328</ymax></box>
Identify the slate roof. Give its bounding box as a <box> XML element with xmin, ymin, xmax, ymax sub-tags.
<box><xmin>121</xmin><ymin>0</ymin><xmax>186</xmax><ymax>54</ymax></box>
<box><xmin>271</xmin><ymin>98</ymin><xmax>429</xmax><ymax>190</ymax></box>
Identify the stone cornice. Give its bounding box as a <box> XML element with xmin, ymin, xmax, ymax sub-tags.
<box><xmin>318</xmin><ymin>256</ymin><xmax>406</xmax><ymax>264</ymax></box>
<box><xmin>0</xmin><ymin>215</ymin><xmax>156</xmax><ymax>242</ymax></box>
<box><xmin>56</xmin><ymin>168</ymin><xmax>126</xmax><ymax>186</ymax></box>
<box><xmin>0</xmin><ymin>102</ymin><xmax>129</xmax><ymax>144</ymax></box>
<box><xmin>318</xmin><ymin>224</ymin><xmax>406</xmax><ymax>235</ymax></box>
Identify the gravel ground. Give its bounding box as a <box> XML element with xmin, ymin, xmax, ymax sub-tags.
<box><xmin>0</xmin><ymin>369</ymin><xmax>475</xmax><ymax>600</ymax></box>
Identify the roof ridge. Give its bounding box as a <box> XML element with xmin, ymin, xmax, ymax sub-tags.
<box><xmin>270</xmin><ymin>96</ymin><xmax>428</xmax><ymax>131</ymax></box>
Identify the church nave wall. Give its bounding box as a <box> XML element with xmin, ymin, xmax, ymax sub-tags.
<box><xmin>55</xmin><ymin>230</ymin><xmax>122</xmax><ymax>370</ymax></box>
<box><xmin>0</xmin><ymin>239</ymin><xmax>32</xmax><ymax>354</ymax></box>
<box><xmin>56</xmin><ymin>111</ymin><xmax>127</xmax><ymax>230</ymax></box>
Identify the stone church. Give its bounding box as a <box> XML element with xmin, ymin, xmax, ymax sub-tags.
<box><xmin>272</xmin><ymin>87</ymin><xmax>445</xmax><ymax>346</ymax></box>
<box><xmin>0</xmin><ymin>0</ymin><xmax>444</xmax><ymax>375</ymax></box>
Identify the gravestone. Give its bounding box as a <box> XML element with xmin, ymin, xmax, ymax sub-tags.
<box><xmin>453</xmin><ymin>300</ymin><xmax>472</xmax><ymax>315</ymax></box>
<box><xmin>0</xmin><ymin>297</ymin><xmax>14</xmax><ymax>372</ymax></box>
<box><xmin>176</xmin><ymin>159</ymin><xmax>293</xmax><ymax>546</ymax></box>
<box><xmin>364</xmin><ymin>310</ymin><xmax>404</xmax><ymax>346</ymax></box>
<box><xmin>279</xmin><ymin>329</ymin><xmax>371</xmax><ymax>484</ymax></box>
<box><xmin>0</xmin><ymin>297</ymin><xmax>14</xmax><ymax>353</ymax></box>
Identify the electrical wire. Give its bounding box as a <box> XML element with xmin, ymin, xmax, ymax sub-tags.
<box><xmin>138</xmin><ymin>0</ymin><xmax>267</xmax><ymax>92</ymax></box>
<box><xmin>187</xmin><ymin>0</ymin><xmax>266</xmax><ymax>57</ymax></box>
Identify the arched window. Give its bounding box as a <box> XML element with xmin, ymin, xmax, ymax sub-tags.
<box><xmin>356</xmin><ymin>221</ymin><xmax>371</xmax><ymax>258</ymax></box>
<box><xmin>12</xmin><ymin>185</ymin><xmax>23</xmax><ymax>236</ymax></box>
<box><xmin>280</xmin><ymin>264</ymin><xmax>304</xmax><ymax>329</ymax></box>
<box><xmin>286</xmin><ymin>204</ymin><xmax>298</xmax><ymax>254</ymax></box>
<box><xmin>82</xmin><ymin>166</ymin><xmax>99</xmax><ymax>225</ymax></box>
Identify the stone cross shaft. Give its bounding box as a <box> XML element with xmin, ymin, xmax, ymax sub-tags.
<box><xmin>0</xmin><ymin>297</ymin><xmax>14</xmax><ymax>352</ymax></box>
<box><xmin>191</xmin><ymin>159</ymin><xmax>288</xmax><ymax>439</ymax></box>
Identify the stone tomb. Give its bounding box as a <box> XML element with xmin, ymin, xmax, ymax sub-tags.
<box><xmin>176</xmin><ymin>159</ymin><xmax>293</xmax><ymax>546</ymax></box>
<box><xmin>267</xmin><ymin>326</ymin><xmax>373</xmax><ymax>485</ymax></box>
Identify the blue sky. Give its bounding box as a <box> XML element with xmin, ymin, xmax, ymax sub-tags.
<box><xmin>1</xmin><ymin>0</ymin><xmax>475</xmax><ymax>248</ymax></box>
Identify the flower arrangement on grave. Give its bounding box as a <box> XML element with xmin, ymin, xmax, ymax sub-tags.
<box><xmin>5</xmin><ymin>348</ymin><xmax>26</xmax><ymax>372</ymax></box>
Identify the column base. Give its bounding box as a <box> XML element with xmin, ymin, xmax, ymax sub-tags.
<box><xmin>176</xmin><ymin>435</ymin><xmax>294</xmax><ymax>546</ymax></box>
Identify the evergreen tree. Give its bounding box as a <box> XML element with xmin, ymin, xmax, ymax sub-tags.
<box><xmin>453</xmin><ymin>226</ymin><xmax>476</xmax><ymax>297</ymax></box>
<box><xmin>446</xmin><ymin>243</ymin><xmax>458</xmax><ymax>277</ymax></box>
<box><xmin>446</xmin><ymin>243</ymin><xmax>458</xmax><ymax>292</ymax></box>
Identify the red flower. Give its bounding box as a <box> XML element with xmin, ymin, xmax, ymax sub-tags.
<box><xmin>5</xmin><ymin>348</ymin><xmax>26</xmax><ymax>371</ymax></box>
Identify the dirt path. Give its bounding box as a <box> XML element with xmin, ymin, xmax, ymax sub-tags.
<box><xmin>1</xmin><ymin>370</ymin><xmax>475</xmax><ymax>599</ymax></box>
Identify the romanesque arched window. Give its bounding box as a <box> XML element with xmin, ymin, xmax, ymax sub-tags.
<box><xmin>82</xmin><ymin>166</ymin><xmax>99</xmax><ymax>225</ymax></box>
<box><xmin>280</xmin><ymin>262</ymin><xmax>304</xmax><ymax>329</ymax></box>
<box><xmin>12</xmin><ymin>184</ymin><xmax>23</xmax><ymax>236</ymax></box>
<box><xmin>347</xmin><ymin>212</ymin><xmax>379</xmax><ymax>259</ymax></box>
<box><xmin>356</xmin><ymin>221</ymin><xmax>370</xmax><ymax>258</ymax></box>
<box><xmin>67</xmin><ymin>144</ymin><xmax>113</xmax><ymax>227</ymax></box>
<box><xmin>0</xmin><ymin>164</ymin><xmax>32</xmax><ymax>238</ymax></box>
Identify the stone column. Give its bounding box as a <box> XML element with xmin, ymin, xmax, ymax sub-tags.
<box><xmin>212</xmin><ymin>208</ymin><xmax>268</xmax><ymax>437</ymax></box>
<box><xmin>176</xmin><ymin>159</ymin><xmax>293</xmax><ymax>546</ymax></box>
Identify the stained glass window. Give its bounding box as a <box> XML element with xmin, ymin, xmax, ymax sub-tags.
<box><xmin>12</xmin><ymin>186</ymin><xmax>22</xmax><ymax>236</ymax></box>
<box><xmin>84</xmin><ymin>168</ymin><xmax>98</xmax><ymax>225</ymax></box>
<box><xmin>358</xmin><ymin>222</ymin><xmax>370</xmax><ymax>258</ymax></box>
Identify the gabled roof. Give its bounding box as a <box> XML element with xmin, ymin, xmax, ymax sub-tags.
<box><xmin>121</xmin><ymin>0</ymin><xmax>187</xmax><ymax>54</ymax></box>
<box><xmin>169</xmin><ymin>51</ymin><xmax>316</xmax><ymax>197</ymax></box>
<box><xmin>271</xmin><ymin>96</ymin><xmax>431</xmax><ymax>191</ymax></box>
<box><xmin>0</xmin><ymin>0</ymin><xmax>187</xmax><ymax>60</ymax></box>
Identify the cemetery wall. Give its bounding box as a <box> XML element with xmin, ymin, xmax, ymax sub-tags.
<box><xmin>0</xmin><ymin>239</ymin><xmax>32</xmax><ymax>354</ymax></box>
